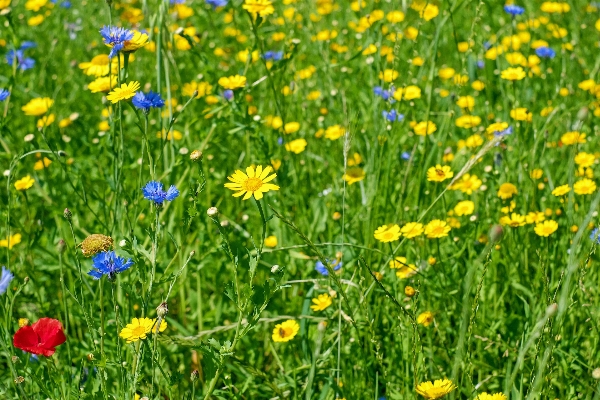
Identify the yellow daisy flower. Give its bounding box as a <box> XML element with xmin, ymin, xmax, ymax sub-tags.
<box><xmin>224</xmin><ymin>165</ymin><xmax>280</xmax><ymax>200</ymax></box>
<box><xmin>551</xmin><ymin>184</ymin><xmax>570</xmax><ymax>196</ymax></box>
<box><xmin>119</xmin><ymin>317</ymin><xmax>167</xmax><ymax>343</ymax></box>
<box><xmin>22</xmin><ymin>97</ymin><xmax>53</xmax><ymax>116</ymax></box>
<box><xmin>534</xmin><ymin>220</ymin><xmax>558</xmax><ymax>237</ymax></box>
<box><xmin>106</xmin><ymin>81</ymin><xmax>141</xmax><ymax>103</ymax></box>
<box><xmin>416</xmin><ymin>379</ymin><xmax>456</xmax><ymax>399</ymax></box>
<box><xmin>374</xmin><ymin>224</ymin><xmax>401</xmax><ymax>242</ymax></box>
<box><xmin>272</xmin><ymin>319</ymin><xmax>299</xmax><ymax>342</ymax></box>
<box><xmin>310</xmin><ymin>293</ymin><xmax>332</xmax><ymax>312</ymax></box>
<box><xmin>218</xmin><ymin>75</ymin><xmax>247</xmax><ymax>90</ymax></box>
<box><xmin>243</xmin><ymin>0</ymin><xmax>275</xmax><ymax>17</ymax></box>
<box><xmin>424</xmin><ymin>220</ymin><xmax>451</xmax><ymax>239</ymax></box>
<box><xmin>416</xmin><ymin>311</ymin><xmax>434</xmax><ymax>327</ymax></box>
<box><xmin>401</xmin><ymin>222</ymin><xmax>424</xmax><ymax>238</ymax></box>
<box><xmin>14</xmin><ymin>175</ymin><xmax>35</xmax><ymax>191</ymax></box>
<box><xmin>343</xmin><ymin>167</ymin><xmax>365</xmax><ymax>185</ymax></box>
<box><xmin>426</xmin><ymin>165</ymin><xmax>453</xmax><ymax>182</ymax></box>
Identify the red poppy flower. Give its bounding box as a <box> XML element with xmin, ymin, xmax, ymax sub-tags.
<box><xmin>13</xmin><ymin>317</ymin><xmax>66</xmax><ymax>357</ymax></box>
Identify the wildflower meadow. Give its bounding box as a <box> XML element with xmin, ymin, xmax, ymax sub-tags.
<box><xmin>2</xmin><ymin>0</ymin><xmax>600</xmax><ymax>398</ymax></box>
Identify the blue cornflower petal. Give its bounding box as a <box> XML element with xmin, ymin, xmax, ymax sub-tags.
<box><xmin>165</xmin><ymin>185</ymin><xmax>180</xmax><ymax>201</ymax></box>
<box><xmin>504</xmin><ymin>4</ymin><xmax>524</xmax><ymax>15</ymax></box>
<box><xmin>0</xmin><ymin>266</ymin><xmax>14</xmax><ymax>295</ymax></box>
<box><xmin>143</xmin><ymin>181</ymin><xmax>179</xmax><ymax>205</ymax></box>
<box><xmin>590</xmin><ymin>228</ymin><xmax>600</xmax><ymax>244</ymax></box>
<box><xmin>132</xmin><ymin>91</ymin><xmax>165</xmax><ymax>112</ymax></box>
<box><xmin>0</xmin><ymin>89</ymin><xmax>10</xmax><ymax>102</ymax></box>
<box><xmin>315</xmin><ymin>259</ymin><xmax>343</xmax><ymax>276</ymax></box>
<box><xmin>88</xmin><ymin>251</ymin><xmax>134</xmax><ymax>280</ymax></box>
<box><xmin>206</xmin><ymin>0</ymin><xmax>228</xmax><ymax>8</ymax></box>
<box><xmin>143</xmin><ymin>181</ymin><xmax>167</xmax><ymax>204</ymax></box>
<box><xmin>535</xmin><ymin>46</ymin><xmax>555</xmax><ymax>59</ymax></box>
<box><xmin>100</xmin><ymin>26</ymin><xmax>135</xmax><ymax>58</ymax></box>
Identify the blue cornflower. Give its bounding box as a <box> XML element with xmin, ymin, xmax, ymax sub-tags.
<box><xmin>401</xmin><ymin>151</ymin><xmax>411</xmax><ymax>161</ymax></box>
<box><xmin>206</xmin><ymin>0</ymin><xmax>228</xmax><ymax>8</ymax></box>
<box><xmin>374</xmin><ymin>86</ymin><xmax>395</xmax><ymax>101</ymax></box>
<box><xmin>132</xmin><ymin>91</ymin><xmax>165</xmax><ymax>113</ymax></box>
<box><xmin>6</xmin><ymin>50</ymin><xmax>35</xmax><ymax>71</ymax></box>
<box><xmin>504</xmin><ymin>4</ymin><xmax>524</xmax><ymax>15</ymax></box>
<box><xmin>142</xmin><ymin>181</ymin><xmax>179</xmax><ymax>205</ymax></box>
<box><xmin>477</xmin><ymin>60</ymin><xmax>485</xmax><ymax>69</ymax></box>
<box><xmin>0</xmin><ymin>267</ymin><xmax>14</xmax><ymax>295</ymax></box>
<box><xmin>263</xmin><ymin>51</ymin><xmax>284</xmax><ymax>61</ymax></box>
<box><xmin>20</xmin><ymin>41</ymin><xmax>37</xmax><ymax>50</ymax></box>
<box><xmin>223</xmin><ymin>89</ymin><xmax>234</xmax><ymax>101</ymax></box>
<box><xmin>382</xmin><ymin>109</ymin><xmax>404</xmax><ymax>122</ymax></box>
<box><xmin>315</xmin><ymin>258</ymin><xmax>343</xmax><ymax>276</ymax></box>
<box><xmin>535</xmin><ymin>46</ymin><xmax>555</xmax><ymax>59</ymax></box>
<box><xmin>494</xmin><ymin>126</ymin><xmax>513</xmax><ymax>138</ymax></box>
<box><xmin>88</xmin><ymin>251</ymin><xmax>134</xmax><ymax>280</ymax></box>
<box><xmin>100</xmin><ymin>26</ymin><xmax>134</xmax><ymax>58</ymax></box>
<box><xmin>170</xmin><ymin>0</ymin><xmax>185</xmax><ymax>3</ymax></box>
<box><xmin>0</xmin><ymin>89</ymin><xmax>10</xmax><ymax>102</ymax></box>
<box><xmin>590</xmin><ymin>228</ymin><xmax>600</xmax><ymax>244</ymax></box>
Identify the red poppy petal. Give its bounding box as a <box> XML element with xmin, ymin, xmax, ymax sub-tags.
<box><xmin>13</xmin><ymin>325</ymin><xmax>41</xmax><ymax>354</ymax></box>
<box><xmin>32</xmin><ymin>318</ymin><xmax>66</xmax><ymax>350</ymax></box>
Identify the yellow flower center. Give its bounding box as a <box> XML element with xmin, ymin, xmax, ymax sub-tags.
<box><xmin>131</xmin><ymin>325</ymin><xmax>147</xmax><ymax>338</ymax></box>
<box><xmin>278</xmin><ymin>327</ymin><xmax>290</xmax><ymax>338</ymax></box>
<box><xmin>243</xmin><ymin>177</ymin><xmax>263</xmax><ymax>192</ymax></box>
<box><xmin>430</xmin><ymin>226</ymin><xmax>444</xmax><ymax>235</ymax></box>
<box><xmin>382</xmin><ymin>232</ymin><xmax>395</xmax><ymax>240</ymax></box>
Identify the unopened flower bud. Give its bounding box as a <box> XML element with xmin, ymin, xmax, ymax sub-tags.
<box><xmin>404</xmin><ymin>286</ymin><xmax>416</xmax><ymax>297</ymax></box>
<box><xmin>191</xmin><ymin>369</ymin><xmax>199</xmax><ymax>382</ymax></box>
<box><xmin>156</xmin><ymin>302</ymin><xmax>169</xmax><ymax>318</ymax></box>
<box><xmin>23</xmin><ymin>277</ymin><xmax>29</xmax><ymax>284</ymax></box>
<box><xmin>11</xmin><ymin>356</ymin><xmax>19</xmax><ymax>363</ymax></box>
<box><xmin>271</xmin><ymin>264</ymin><xmax>280</xmax><ymax>273</ymax></box>
<box><xmin>192</xmin><ymin>90</ymin><xmax>199</xmax><ymax>99</ymax></box>
<box><xmin>57</xmin><ymin>239</ymin><xmax>66</xmax><ymax>254</ymax></box>
<box><xmin>190</xmin><ymin>250</ymin><xmax>195</xmax><ymax>257</ymax></box>
<box><xmin>63</xmin><ymin>208</ymin><xmax>72</xmax><ymax>220</ymax></box>
<box><xmin>577</xmin><ymin>107</ymin><xmax>589</xmax><ymax>121</ymax></box>
<box><xmin>545</xmin><ymin>303</ymin><xmax>558</xmax><ymax>317</ymax></box>
<box><xmin>317</xmin><ymin>321</ymin><xmax>327</xmax><ymax>331</ymax></box>
<box><xmin>207</xmin><ymin>207</ymin><xmax>218</xmax><ymax>217</ymax></box>
<box><xmin>593</xmin><ymin>368</ymin><xmax>600</xmax><ymax>380</ymax></box>
<box><xmin>87</xmin><ymin>353</ymin><xmax>95</xmax><ymax>361</ymax></box>
<box><xmin>489</xmin><ymin>224</ymin><xmax>503</xmax><ymax>243</ymax></box>
<box><xmin>190</xmin><ymin>150</ymin><xmax>203</xmax><ymax>161</ymax></box>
